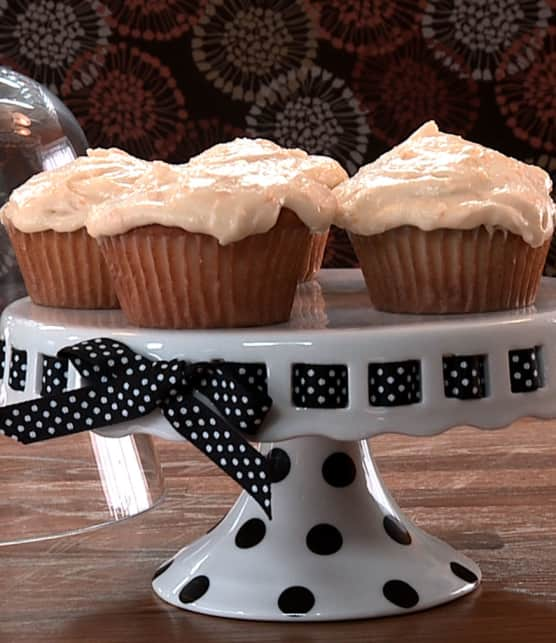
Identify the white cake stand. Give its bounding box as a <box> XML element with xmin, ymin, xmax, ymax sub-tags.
<box><xmin>2</xmin><ymin>269</ymin><xmax>556</xmax><ymax>621</ymax></box>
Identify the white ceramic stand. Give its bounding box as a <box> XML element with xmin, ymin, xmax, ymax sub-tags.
<box><xmin>153</xmin><ymin>437</ymin><xmax>480</xmax><ymax>620</ymax></box>
<box><xmin>3</xmin><ymin>269</ymin><xmax>556</xmax><ymax>620</ymax></box>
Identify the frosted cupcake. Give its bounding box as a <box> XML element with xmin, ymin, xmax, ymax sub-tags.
<box><xmin>87</xmin><ymin>138</ymin><xmax>347</xmax><ymax>328</ymax></box>
<box><xmin>189</xmin><ymin>139</ymin><xmax>344</xmax><ymax>283</ymax></box>
<box><xmin>334</xmin><ymin>121</ymin><xmax>555</xmax><ymax>314</ymax></box>
<box><xmin>1</xmin><ymin>148</ymin><xmax>148</xmax><ymax>308</ymax></box>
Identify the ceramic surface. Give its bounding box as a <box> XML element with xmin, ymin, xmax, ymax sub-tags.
<box><xmin>3</xmin><ymin>269</ymin><xmax>552</xmax><ymax>619</ymax></box>
<box><xmin>2</xmin><ymin>270</ymin><xmax>555</xmax><ymax>442</ymax></box>
<box><xmin>153</xmin><ymin>437</ymin><xmax>480</xmax><ymax>621</ymax></box>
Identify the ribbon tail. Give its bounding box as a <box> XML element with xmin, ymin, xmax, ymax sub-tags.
<box><xmin>0</xmin><ymin>384</ymin><xmax>157</xmax><ymax>445</ymax></box>
<box><xmin>0</xmin><ymin>386</ymin><xmax>106</xmax><ymax>444</ymax></box>
<box><xmin>162</xmin><ymin>401</ymin><xmax>272</xmax><ymax>519</ymax></box>
<box><xmin>0</xmin><ymin>338</ymin><xmax>275</xmax><ymax>517</ymax></box>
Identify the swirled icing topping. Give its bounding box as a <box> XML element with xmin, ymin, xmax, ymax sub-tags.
<box><xmin>86</xmin><ymin>138</ymin><xmax>348</xmax><ymax>243</ymax></box>
<box><xmin>1</xmin><ymin>148</ymin><xmax>149</xmax><ymax>233</ymax></box>
<box><xmin>334</xmin><ymin>121</ymin><xmax>555</xmax><ymax>247</ymax></box>
<box><xmin>188</xmin><ymin>137</ymin><xmax>346</xmax><ymax>189</ymax></box>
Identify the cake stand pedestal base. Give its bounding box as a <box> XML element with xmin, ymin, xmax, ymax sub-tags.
<box><xmin>152</xmin><ymin>437</ymin><xmax>480</xmax><ymax>621</ymax></box>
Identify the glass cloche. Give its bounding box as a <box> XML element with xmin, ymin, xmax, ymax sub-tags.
<box><xmin>0</xmin><ymin>66</ymin><xmax>88</xmax><ymax>304</ymax></box>
<box><xmin>0</xmin><ymin>68</ymin><xmax>165</xmax><ymax>545</ymax></box>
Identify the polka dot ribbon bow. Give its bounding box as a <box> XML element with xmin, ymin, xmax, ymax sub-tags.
<box><xmin>0</xmin><ymin>338</ymin><xmax>274</xmax><ymax>517</ymax></box>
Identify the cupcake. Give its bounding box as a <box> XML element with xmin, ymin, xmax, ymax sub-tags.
<box><xmin>189</xmin><ymin>139</ymin><xmax>344</xmax><ymax>284</ymax></box>
<box><xmin>1</xmin><ymin>148</ymin><xmax>148</xmax><ymax>309</ymax></box>
<box><xmin>87</xmin><ymin>138</ymin><xmax>347</xmax><ymax>328</ymax></box>
<box><xmin>334</xmin><ymin>121</ymin><xmax>555</xmax><ymax>314</ymax></box>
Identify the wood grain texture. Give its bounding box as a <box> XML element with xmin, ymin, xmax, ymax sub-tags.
<box><xmin>1</xmin><ymin>419</ymin><xmax>556</xmax><ymax>642</ymax></box>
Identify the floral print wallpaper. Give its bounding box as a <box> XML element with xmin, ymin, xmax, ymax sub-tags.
<box><xmin>0</xmin><ymin>0</ymin><xmax>555</xmax><ymax>269</ymax></box>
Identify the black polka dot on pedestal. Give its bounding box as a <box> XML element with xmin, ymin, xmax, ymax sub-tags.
<box><xmin>383</xmin><ymin>580</ymin><xmax>419</xmax><ymax>609</ymax></box>
<box><xmin>383</xmin><ymin>515</ymin><xmax>412</xmax><ymax>546</ymax></box>
<box><xmin>322</xmin><ymin>452</ymin><xmax>356</xmax><ymax>487</ymax></box>
<box><xmin>235</xmin><ymin>518</ymin><xmax>266</xmax><ymax>549</ymax></box>
<box><xmin>152</xmin><ymin>559</ymin><xmax>172</xmax><ymax>580</ymax></box>
<box><xmin>179</xmin><ymin>576</ymin><xmax>210</xmax><ymax>604</ymax></box>
<box><xmin>267</xmin><ymin>447</ymin><xmax>291</xmax><ymax>483</ymax></box>
<box><xmin>306</xmin><ymin>523</ymin><xmax>343</xmax><ymax>555</ymax></box>
<box><xmin>450</xmin><ymin>561</ymin><xmax>479</xmax><ymax>584</ymax></box>
<box><xmin>278</xmin><ymin>586</ymin><xmax>315</xmax><ymax>616</ymax></box>
<box><xmin>206</xmin><ymin>517</ymin><xmax>224</xmax><ymax>534</ymax></box>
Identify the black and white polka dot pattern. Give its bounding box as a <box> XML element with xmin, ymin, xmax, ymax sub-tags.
<box><xmin>41</xmin><ymin>355</ymin><xmax>69</xmax><ymax>396</ymax></box>
<box><xmin>383</xmin><ymin>579</ymin><xmax>420</xmax><ymax>609</ymax></box>
<box><xmin>0</xmin><ymin>339</ymin><xmax>5</xmax><ymax>381</ymax></box>
<box><xmin>8</xmin><ymin>348</ymin><xmax>27</xmax><ymax>391</ymax></box>
<box><xmin>235</xmin><ymin>518</ymin><xmax>266</xmax><ymax>549</ymax></box>
<box><xmin>450</xmin><ymin>561</ymin><xmax>479</xmax><ymax>584</ymax></box>
<box><xmin>509</xmin><ymin>347</ymin><xmax>543</xmax><ymax>393</ymax></box>
<box><xmin>225</xmin><ymin>363</ymin><xmax>267</xmax><ymax>395</ymax></box>
<box><xmin>0</xmin><ymin>338</ymin><xmax>274</xmax><ymax>517</ymax></box>
<box><xmin>306</xmin><ymin>523</ymin><xmax>343</xmax><ymax>555</ymax></box>
<box><xmin>368</xmin><ymin>360</ymin><xmax>421</xmax><ymax>407</ymax></box>
<box><xmin>278</xmin><ymin>586</ymin><xmax>315</xmax><ymax>616</ymax></box>
<box><xmin>179</xmin><ymin>576</ymin><xmax>210</xmax><ymax>604</ymax></box>
<box><xmin>151</xmin><ymin>434</ymin><xmax>484</xmax><ymax>620</ymax></box>
<box><xmin>322</xmin><ymin>451</ymin><xmax>356</xmax><ymax>487</ymax></box>
<box><xmin>267</xmin><ymin>447</ymin><xmax>291</xmax><ymax>483</ymax></box>
<box><xmin>152</xmin><ymin>559</ymin><xmax>173</xmax><ymax>580</ymax></box>
<box><xmin>383</xmin><ymin>515</ymin><xmax>412</xmax><ymax>546</ymax></box>
<box><xmin>443</xmin><ymin>354</ymin><xmax>487</xmax><ymax>400</ymax></box>
<box><xmin>291</xmin><ymin>364</ymin><xmax>348</xmax><ymax>408</ymax></box>
<box><xmin>193</xmin><ymin>361</ymin><xmax>269</xmax><ymax>437</ymax></box>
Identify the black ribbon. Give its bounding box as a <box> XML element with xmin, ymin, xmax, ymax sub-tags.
<box><xmin>0</xmin><ymin>338</ymin><xmax>273</xmax><ymax>517</ymax></box>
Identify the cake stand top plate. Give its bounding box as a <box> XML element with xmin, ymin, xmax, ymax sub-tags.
<box><xmin>2</xmin><ymin>270</ymin><xmax>556</xmax><ymax>442</ymax></box>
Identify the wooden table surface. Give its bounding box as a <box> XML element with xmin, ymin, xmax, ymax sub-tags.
<box><xmin>1</xmin><ymin>418</ymin><xmax>555</xmax><ymax>642</ymax></box>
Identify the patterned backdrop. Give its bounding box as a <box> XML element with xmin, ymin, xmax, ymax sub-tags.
<box><xmin>0</xmin><ymin>0</ymin><xmax>555</xmax><ymax>269</ymax></box>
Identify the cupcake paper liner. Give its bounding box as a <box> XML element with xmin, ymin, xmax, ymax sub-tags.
<box><xmin>351</xmin><ymin>226</ymin><xmax>550</xmax><ymax>314</ymax></box>
<box><xmin>299</xmin><ymin>231</ymin><xmax>329</xmax><ymax>282</ymax></box>
<box><xmin>6</xmin><ymin>224</ymin><xmax>119</xmax><ymax>309</ymax></box>
<box><xmin>99</xmin><ymin>209</ymin><xmax>311</xmax><ymax>329</ymax></box>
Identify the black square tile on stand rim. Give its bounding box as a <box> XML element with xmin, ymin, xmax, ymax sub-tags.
<box><xmin>291</xmin><ymin>364</ymin><xmax>348</xmax><ymax>409</ymax></box>
<box><xmin>9</xmin><ymin>347</ymin><xmax>27</xmax><ymax>392</ymax></box>
<box><xmin>41</xmin><ymin>354</ymin><xmax>69</xmax><ymax>396</ymax></box>
<box><xmin>368</xmin><ymin>360</ymin><xmax>421</xmax><ymax>407</ymax></box>
<box><xmin>0</xmin><ymin>339</ymin><xmax>5</xmax><ymax>381</ymax></box>
<box><xmin>443</xmin><ymin>354</ymin><xmax>487</xmax><ymax>400</ymax></box>
<box><xmin>509</xmin><ymin>347</ymin><xmax>543</xmax><ymax>393</ymax></box>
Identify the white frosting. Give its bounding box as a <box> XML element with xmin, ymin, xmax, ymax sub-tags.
<box><xmin>86</xmin><ymin>138</ymin><xmax>348</xmax><ymax>244</ymax></box>
<box><xmin>334</xmin><ymin>121</ymin><xmax>555</xmax><ymax>247</ymax></box>
<box><xmin>188</xmin><ymin>137</ymin><xmax>346</xmax><ymax>190</ymax></box>
<box><xmin>1</xmin><ymin>148</ymin><xmax>149</xmax><ymax>233</ymax></box>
